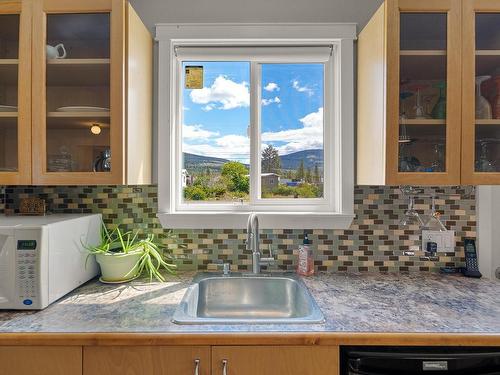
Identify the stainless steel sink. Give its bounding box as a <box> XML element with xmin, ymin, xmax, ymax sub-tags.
<box><xmin>172</xmin><ymin>273</ymin><xmax>325</xmax><ymax>324</ymax></box>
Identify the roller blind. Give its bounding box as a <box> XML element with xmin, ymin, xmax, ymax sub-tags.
<box><xmin>175</xmin><ymin>46</ymin><xmax>332</xmax><ymax>62</ymax></box>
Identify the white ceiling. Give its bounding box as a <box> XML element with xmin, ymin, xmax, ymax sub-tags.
<box><xmin>129</xmin><ymin>0</ymin><xmax>384</xmax><ymax>34</ymax></box>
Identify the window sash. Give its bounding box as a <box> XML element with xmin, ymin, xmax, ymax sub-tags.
<box><xmin>174</xmin><ymin>48</ymin><xmax>335</xmax><ymax>212</ymax></box>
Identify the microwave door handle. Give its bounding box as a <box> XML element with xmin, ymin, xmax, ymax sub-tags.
<box><xmin>0</xmin><ymin>234</ymin><xmax>11</xmax><ymax>256</ymax></box>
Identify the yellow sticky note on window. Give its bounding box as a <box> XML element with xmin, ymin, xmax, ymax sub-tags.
<box><xmin>185</xmin><ymin>66</ymin><xmax>203</xmax><ymax>89</ymax></box>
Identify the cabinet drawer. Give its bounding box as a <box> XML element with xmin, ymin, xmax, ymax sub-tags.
<box><xmin>211</xmin><ymin>346</ymin><xmax>339</xmax><ymax>375</ymax></box>
<box><xmin>83</xmin><ymin>346</ymin><xmax>211</xmax><ymax>375</ymax></box>
<box><xmin>0</xmin><ymin>346</ymin><xmax>82</xmax><ymax>375</ymax></box>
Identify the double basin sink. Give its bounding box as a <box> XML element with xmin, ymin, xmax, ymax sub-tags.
<box><xmin>172</xmin><ymin>273</ymin><xmax>324</xmax><ymax>324</ymax></box>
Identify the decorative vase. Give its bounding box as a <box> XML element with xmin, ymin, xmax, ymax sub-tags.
<box><xmin>96</xmin><ymin>251</ymin><xmax>142</xmax><ymax>282</ymax></box>
<box><xmin>408</xmin><ymin>84</ymin><xmax>429</xmax><ymax>119</ymax></box>
<box><xmin>431</xmin><ymin>81</ymin><xmax>446</xmax><ymax>120</ymax></box>
<box><xmin>475</xmin><ymin>75</ymin><xmax>492</xmax><ymax>120</ymax></box>
<box><xmin>399</xmin><ymin>91</ymin><xmax>413</xmax><ymax>144</ymax></box>
<box><xmin>493</xmin><ymin>76</ymin><xmax>500</xmax><ymax>119</ymax></box>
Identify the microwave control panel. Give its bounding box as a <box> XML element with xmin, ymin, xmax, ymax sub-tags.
<box><xmin>16</xmin><ymin>239</ymin><xmax>38</xmax><ymax>306</ymax></box>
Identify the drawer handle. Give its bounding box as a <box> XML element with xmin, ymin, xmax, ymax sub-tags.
<box><xmin>194</xmin><ymin>359</ymin><xmax>200</xmax><ymax>375</ymax></box>
<box><xmin>222</xmin><ymin>359</ymin><xmax>228</xmax><ymax>375</ymax></box>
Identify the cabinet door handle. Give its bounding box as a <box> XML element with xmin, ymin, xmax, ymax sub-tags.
<box><xmin>222</xmin><ymin>359</ymin><xmax>228</xmax><ymax>375</ymax></box>
<box><xmin>194</xmin><ymin>359</ymin><xmax>200</xmax><ymax>375</ymax></box>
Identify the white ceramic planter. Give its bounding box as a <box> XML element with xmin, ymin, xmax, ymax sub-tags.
<box><xmin>96</xmin><ymin>251</ymin><xmax>143</xmax><ymax>282</ymax></box>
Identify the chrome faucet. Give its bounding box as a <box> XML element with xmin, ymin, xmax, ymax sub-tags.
<box><xmin>246</xmin><ymin>213</ymin><xmax>276</xmax><ymax>274</ymax></box>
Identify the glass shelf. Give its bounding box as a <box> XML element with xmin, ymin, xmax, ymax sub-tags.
<box><xmin>475</xmin><ymin>124</ymin><xmax>500</xmax><ymax>172</ymax></box>
<box><xmin>400</xmin><ymin>50</ymin><xmax>446</xmax><ymax>56</ymax></box>
<box><xmin>400</xmin><ymin>13</ymin><xmax>447</xmax><ymax>50</ymax></box>
<box><xmin>400</xmin><ymin>119</ymin><xmax>446</xmax><ymax>125</ymax></box>
<box><xmin>473</xmin><ymin>13</ymin><xmax>500</xmax><ymax>174</ymax></box>
<box><xmin>44</xmin><ymin>12</ymin><xmax>111</xmax><ymax>173</ymax></box>
<box><xmin>0</xmin><ymin>14</ymin><xmax>20</xmax><ymax>59</ymax></box>
<box><xmin>0</xmin><ymin>13</ymin><xmax>19</xmax><ymax>173</ymax></box>
<box><xmin>398</xmin><ymin>12</ymin><xmax>448</xmax><ymax>174</ymax></box>
<box><xmin>47</xmin><ymin>112</ymin><xmax>110</xmax><ymax>118</ymax></box>
<box><xmin>0</xmin><ymin>117</ymin><xmax>18</xmax><ymax>171</ymax></box>
<box><xmin>398</xmin><ymin>124</ymin><xmax>446</xmax><ymax>173</ymax></box>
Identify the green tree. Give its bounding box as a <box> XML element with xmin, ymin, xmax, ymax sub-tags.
<box><xmin>314</xmin><ymin>164</ymin><xmax>320</xmax><ymax>183</ymax></box>
<box><xmin>221</xmin><ymin>161</ymin><xmax>249</xmax><ymax>193</ymax></box>
<box><xmin>233</xmin><ymin>175</ymin><xmax>249</xmax><ymax>193</ymax></box>
<box><xmin>296</xmin><ymin>160</ymin><xmax>305</xmax><ymax>181</ymax></box>
<box><xmin>221</xmin><ymin>161</ymin><xmax>248</xmax><ymax>177</ymax></box>
<box><xmin>193</xmin><ymin>175</ymin><xmax>210</xmax><ymax>187</ymax></box>
<box><xmin>261</xmin><ymin>145</ymin><xmax>281</xmax><ymax>173</ymax></box>
<box><xmin>184</xmin><ymin>186</ymin><xmax>207</xmax><ymax>200</ymax></box>
<box><xmin>296</xmin><ymin>183</ymin><xmax>319</xmax><ymax>198</ymax></box>
<box><xmin>305</xmin><ymin>167</ymin><xmax>312</xmax><ymax>183</ymax></box>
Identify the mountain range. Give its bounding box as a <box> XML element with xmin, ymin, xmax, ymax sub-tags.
<box><xmin>183</xmin><ymin>149</ymin><xmax>323</xmax><ymax>173</ymax></box>
<box><xmin>279</xmin><ymin>149</ymin><xmax>323</xmax><ymax>170</ymax></box>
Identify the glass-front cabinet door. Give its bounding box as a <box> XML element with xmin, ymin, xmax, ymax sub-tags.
<box><xmin>386</xmin><ymin>0</ymin><xmax>461</xmax><ymax>185</ymax></box>
<box><xmin>0</xmin><ymin>1</ymin><xmax>31</xmax><ymax>184</ymax></box>
<box><xmin>462</xmin><ymin>1</ymin><xmax>500</xmax><ymax>184</ymax></box>
<box><xmin>32</xmin><ymin>0</ymin><xmax>124</xmax><ymax>184</ymax></box>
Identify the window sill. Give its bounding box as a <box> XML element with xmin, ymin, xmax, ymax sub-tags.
<box><xmin>157</xmin><ymin>212</ymin><xmax>355</xmax><ymax>229</ymax></box>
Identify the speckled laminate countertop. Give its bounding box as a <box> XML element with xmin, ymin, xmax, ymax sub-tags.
<box><xmin>0</xmin><ymin>272</ymin><xmax>499</xmax><ymax>333</ymax></box>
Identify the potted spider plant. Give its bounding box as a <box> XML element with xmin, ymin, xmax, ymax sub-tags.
<box><xmin>85</xmin><ymin>223</ymin><xmax>176</xmax><ymax>283</ymax></box>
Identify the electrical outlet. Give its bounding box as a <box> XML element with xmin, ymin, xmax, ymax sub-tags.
<box><xmin>422</xmin><ymin>230</ymin><xmax>455</xmax><ymax>253</ymax></box>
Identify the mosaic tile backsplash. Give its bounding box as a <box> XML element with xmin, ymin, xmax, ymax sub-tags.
<box><xmin>3</xmin><ymin>185</ymin><xmax>475</xmax><ymax>273</ymax></box>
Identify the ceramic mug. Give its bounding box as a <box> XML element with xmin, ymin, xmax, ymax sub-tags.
<box><xmin>46</xmin><ymin>44</ymin><xmax>67</xmax><ymax>59</ymax></box>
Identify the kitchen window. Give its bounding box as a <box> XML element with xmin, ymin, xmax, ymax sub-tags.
<box><xmin>156</xmin><ymin>24</ymin><xmax>356</xmax><ymax>229</ymax></box>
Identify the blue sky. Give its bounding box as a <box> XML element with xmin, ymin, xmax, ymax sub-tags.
<box><xmin>182</xmin><ymin>61</ymin><xmax>324</xmax><ymax>163</ymax></box>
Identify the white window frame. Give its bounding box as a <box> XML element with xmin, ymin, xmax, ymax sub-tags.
<box><xmin>155</xmin><ymin>24</ymin><xmax>356</xmax><ymax>229</ymax></box>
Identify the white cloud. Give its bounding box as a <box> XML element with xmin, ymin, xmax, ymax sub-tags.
<box><xmin>261</xmin><ymin>96</ymin><xmax>281</xmax><ymax>106</ymax></box>
<box><xmin>299</xmin><ymin>107</ymin><xmax>323</xmax><ymax>128</ymax></box>
<box><xmin>182</xmin><ymin>124</ymin><xmax>219</xmax><ymax>140</ymax></box>
<box><xmin>215</xmin><ymin>134</ymin><xmax>249</xmax><ymax>149</ymax></box>
<box><xmin>264</xmin><ymin>82</ymin><xmax>280</xmax><ymax>92</ymax></box>
<box><xmin>292</xmin><ymin>79</ymin><xmax>314</xmax><ymax>96</ymax></box>
<box><xmin>183</xmin><ymin>134</ymin><xmax>250</xmax><ymax>163</ymax></box>
<box><xmin>202</xmin><ymin>104</ymin><xmax>216</xmax><ymax>112</ymax></box>
<box><xmin>261</xmin><ymin>107</ymin><xmax>323</xmax><ymax>155</ymax></box>
<box><xmin>182</xmin><ymin>108</ymin><xmax>324</xmax><ymax>159</ymax></box>
<box><xmin>190</xmin><ymin>75</ymin><xmax>249</xmax><ymax>110</ymax></box>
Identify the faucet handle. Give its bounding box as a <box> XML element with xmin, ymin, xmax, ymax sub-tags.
<box><xmin>260</xmin><ymin>244</ymin><xmax>277</xmax><ymax>265</ymax></box>
<box><xmin>267</xmin><ymin>244</ymin><xmax>276</xmax><ymax>258</ymax></box>
<box><xmin>244</xmin><ymin>232</ymin><xmax>254</xmax><ymax>249</ymax></box>
<box><xmin>214</xmin><ymin>260</ymin><xmax>231</xmax><ymax>275</ymax></box>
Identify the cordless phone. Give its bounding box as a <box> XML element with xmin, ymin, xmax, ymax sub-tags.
<box><xmin>463</xmin><ymin>238</ymin><xmax>482</xmax><ymax>278</ymax></box>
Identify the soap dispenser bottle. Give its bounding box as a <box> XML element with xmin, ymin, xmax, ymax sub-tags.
<box><xmin>297</xmin><ymin>232</ymin><xmax>314</xmax><ymax>276</ymax></box>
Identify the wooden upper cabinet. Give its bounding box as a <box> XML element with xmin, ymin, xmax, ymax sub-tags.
<box><xmin>83</xmin><ymin>346</ymin><xmax>211</xmax><ymax>375</ymax></box>
<box><xmin>0</xmin><ymin>0</ymin><xmax>31</xmax><ymax>184</ymax></box>
<box><xmin>461</xmin><ymin>0</ymin><xmax>500</xmax><ymax>184</ymax></box>
<box><xmin>358</xmin><ymin>0</ymin><xmax>462</xmax><ymax>185</ymax></box>
<box><xmin>211</xmin><ymin>346</ymin><xmax>339</xmax><ymax>375</ymax></box>
<box><xmin>25</xmin><ymin>0</ymin><xmax>152</xmax><ymax>185</ymax></box>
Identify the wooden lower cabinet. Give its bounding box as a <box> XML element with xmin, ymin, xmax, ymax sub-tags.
<box><xmin>83</xmin><ymin>346</ymin><xmax>211</xmax><ymax>375</ymax></box>
<box><xmin>0</xmin><ymin>345</ymin><xmax>339</xmax><ymax>375</ymax></box>
<box><xmin>0</xmin><ymin>346</ymin><xmax>82</xmax><ymax>375</ymax></box>
<box><xmin>211</xmin><ymin>346</ymin><xmax>339</xmax><ymax>375</ymax></box>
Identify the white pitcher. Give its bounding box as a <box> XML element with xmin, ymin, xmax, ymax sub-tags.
<box><xmin>46</xmin><ymin>44</ymin><xmax>67</xmax><ymax>59</ymax></box>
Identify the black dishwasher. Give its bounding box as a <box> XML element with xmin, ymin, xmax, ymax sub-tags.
<box><xmin>341</xmin><ymin>346</ymin><xmax>500</xmax><ymax>374</ymax></box>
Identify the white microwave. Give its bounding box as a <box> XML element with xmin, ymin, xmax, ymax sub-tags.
<box><xmin>0</xmin><ymin>214</ymin><xmax>101</xmax><ymax>310</ymax></box>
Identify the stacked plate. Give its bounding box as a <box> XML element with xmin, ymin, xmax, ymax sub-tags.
<box><xmin>0</xmin><ymin>105</ymin><xmax>17</xmax><ymax>112</ymax></box>
<box><xmin>55</xmin><ymin>106</ymin><xmax>110</xmax><ymax>112</ymax></box>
